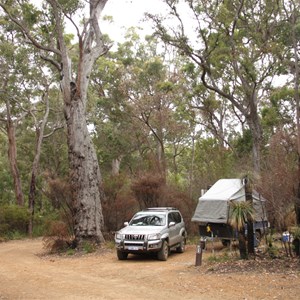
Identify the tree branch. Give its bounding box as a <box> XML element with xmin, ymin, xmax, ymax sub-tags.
<box><xmin>0</xmin><ymin>4</ymin><xmax>61</xmax><ymax>56</ymax></box>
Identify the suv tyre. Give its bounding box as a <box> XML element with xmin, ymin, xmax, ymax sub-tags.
<box><xmin>117</xmin><ymin>250</ymin><xmax>128</xmax><ymax>260</ymax></box>
<box><xmin>157</xmin><ymin>240</ymin><xmax>169</xmax><ymax>261</ymax></box>
<box><xmin>176</xmin><ymin>236</ymin><xmax>186</xmax><ymax>253</ymax></box>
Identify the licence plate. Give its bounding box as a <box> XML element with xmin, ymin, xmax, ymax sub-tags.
<box><xmin>128</xmin><ymin>246</ymin><xmax>139</xmax><ymax>251</ymax></box>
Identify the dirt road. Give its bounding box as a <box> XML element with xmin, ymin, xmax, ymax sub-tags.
<box><xmin>0</xmin><ymin>239</ymin><xmax>299</xmax><ymax>299</ymax></box>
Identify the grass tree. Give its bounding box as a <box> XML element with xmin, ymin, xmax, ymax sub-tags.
<box><xmin>229</xmin><ymin>200</ymin><xmax>254</xmax><ymax>259</ymax></box>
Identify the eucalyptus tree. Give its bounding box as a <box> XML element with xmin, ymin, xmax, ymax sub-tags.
<box><xmin>291</xmin><ymin>4</ymin><xmax>300</xmax><ymax>225</ymax></box>
<box><xmin>117</xmin><ymin>34</ymin><xmax>192</xmax><ymax>179</ymax></box>
<box><xmin>0</xmin><ymin>0</ymin><xmax>110</xmax><ymax>244</ymax></box>
<box><xmin>0</xmin><ymin>22</ymin><xmax>35</xmax><ymax>206</ymax></box>
<box><xmin>280</xmin><ymin>0</ymin><xmax>300</xmax><ymax>224</ymax></box>
<box><xmin>89</xmin><ymin>36</ymin><xmax>138</xmax><ymax>176</ymax></box>
<box><xmin>258</xmin><ymin>0</ymin><xmax>300</xmax><ymax>225</ymax></box>
<box><xmin>27</xmin><ymin>80</ymin><xmax>66</xmax><ymax>236</ymax></box>
<box><xmin>148</xmin><ymin>0</ymin><xmax>285</xmax><ymax>175</ymax></box>
<box><xmin>0</xmin><ymin>16</ymin><xmax>65</xmax><ymax>232</ymax></box>
<box><xmin>91</xmin><ymin>31</ymin><xmax>193</xmax><ymax>181</ymax></box>
<box><xmin>0</xmin><ymin>85</ymin><xmax>25</xmax><ymax>206</ymax></box>
<box><xmin>182</xmin><ymin>61</ymin><xmax>238</xmax><ymax>151</ymax></box>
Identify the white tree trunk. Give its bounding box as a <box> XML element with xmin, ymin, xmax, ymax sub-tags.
<box><xmin>65</xmin><ymin>96</ymin><xmax>105</xmax><ymax>243</ymax></box>
<box><xmin>50</xmin><ymin>0</ymin><xmax>108</xmax><ymax>243</ymax></box>
<box><xmin>112</xmin><ymin>156</ymin><xmax>122</xmax><ymax>176</ymax></box>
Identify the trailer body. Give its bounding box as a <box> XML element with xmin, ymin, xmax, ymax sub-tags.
<box><xmin>192</xmin><ymin>179</ymin><xmax>268</xmax><ymax>243</ymax></box>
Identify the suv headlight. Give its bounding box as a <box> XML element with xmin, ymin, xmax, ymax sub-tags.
<box><xmin>148</xmin><ymin>233</ymin><xmax>161</xmax><ymax>241</ymax></box>
<box><xmin>115</xmin><ymin>232</ymin><xmax>123</xmax><ymax>240</ymax></box>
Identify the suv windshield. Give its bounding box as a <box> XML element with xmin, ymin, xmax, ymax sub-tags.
<box><xmin>129</xmin><ymin>214</ymin><xmax>166</xmax><ymax>226</ymax></box>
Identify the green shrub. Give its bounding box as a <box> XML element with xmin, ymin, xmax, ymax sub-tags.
<box><xmin>66</xmin><ymin>249</ymin><xmax>76</xmax><ymax>255</ymax></box>
<box><xmin>207</xmin><ymin>252</ymin><xmax>231</xmax><ymax>263</ymax></box>
<box><xmin>7</xmin><ymin>230</ymin><xmax>26</xmax><ymax>240</ymax></box>
<box><xmin>105</xmin><ymin>240</ymin><xmax>116</xmax><ymax>249</ymax></box>
<box><xmin>83</xmin><ymin>241</ymin><xmax>96</xmax><ymax>253</ymax></box>
<box><xmin>32</xmin><ymin>211</ymin><xmax>61</xmax><ymax>237</ymax></box>
<box><xmin>0</xmin><ymin>205</ymin><xmax>29</xmax><ymax>238</ymax></box>
<box><xmin>265</xmin><ymin>233</ymin><xmax>280</xmax><ymax>258</ymax></box>
<box><xmin>292</xmin><ymin>226</ymin><xmax>300</xmax><ymax>239</ymax></box>
<box><xmin>266</xmin><ymin>245</ymin><xmax>280</xmax><ymax>258</ymax></box>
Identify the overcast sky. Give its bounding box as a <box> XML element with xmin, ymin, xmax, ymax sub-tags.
<box><xmin>29</xmin><ymin>0</ymin><xmax>168</xmax><ymax>43</ymax></box>
<box><xmin>101</xmin><ymin>0</ymin><xmax>168</xmax><ymax>42</ymax></box>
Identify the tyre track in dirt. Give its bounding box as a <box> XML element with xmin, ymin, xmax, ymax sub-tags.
<box><xmin>0</xmin><ymin>239</ymin><xmax>299</xmax><ymax>300</ymax></box>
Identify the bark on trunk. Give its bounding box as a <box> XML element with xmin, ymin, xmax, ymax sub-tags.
<box><xmin>6</xmin><ymin>107</ymin><xmax>24</xmax><ymax>206</ymax></box>
<box><xmin>65</xmin><ymin>97</ymin><xmax>105</xmax><ymax>244</ymax></box>
<box><xmin>0</xmin><ymin>0</ymin><xmax>108</xmax><ymax>244</ymax></box>
<box><xmin>28</xmin><ymin>173</ymin><xmax>36</xmax><ymax>236</ymax></box>
<box><xmin>246</xmin><ymin>101</ymin><xmax>263</xmax><ymax>176</ymax></box>
<box><xmin>292</xmin><ymin>7</ymin><xmax>300</xmax><ymax>225</ymax></box>
<box><xmin>245</xmin><ymin>182</ymin><xmax>255</xmax><ymax>255</ymax></box>
<box><xmin>28</xmin><ymin>92</ymin><xmax>50</xmax><ymax>237</ymax></box>
<box><xmin>238</xmin><ymin>231</ymin><xmax>248</xmax><ymax>259</ymax></box>
<box><xmin>49</xmin><ymin>0</ymin><xmax>108</xmax><ymax>244</ymax></box>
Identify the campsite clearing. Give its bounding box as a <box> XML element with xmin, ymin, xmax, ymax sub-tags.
<box><xmin>0</xmin><ymin>238</ymin><xmax>299</xmax><ymax>299</ymax></box>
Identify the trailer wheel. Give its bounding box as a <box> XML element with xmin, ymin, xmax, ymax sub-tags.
<box><xmin>221</xmin><ymin>239</ymin><xmax>231</xmax><ymax>247</ymax></box>
<box><xmin>255</xmin><ymin>230</ymin><xmax>262</xmax><ymax>247</ymax></box>
<box><xmin>255</xmin><ymin>230</ymin><xmax>262</xmax><ymax>241</ymax></box>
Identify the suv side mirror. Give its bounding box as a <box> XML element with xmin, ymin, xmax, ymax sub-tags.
<box><xmin>169</xmin><ymin>221</ymin><xmax>175</xmax><ymax>227</ymax></box>
<box><xmin>124</xmin><ymin>222</ymin><xmax>129</xmax><ymax>226</ymax></box>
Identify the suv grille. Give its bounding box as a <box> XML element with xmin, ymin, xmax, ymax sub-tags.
<box><xmin>125</xmin><ymin>234</ymin><xmax>145</xmax><ymax>241</ymax></box>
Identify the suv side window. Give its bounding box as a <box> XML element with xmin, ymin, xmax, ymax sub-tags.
<box><xmin>173</xmin><ymin>212</ymin><xmax>182</xmax><ymax>224</ymax></box>
<box><xmin>169</xmin><ymin>212</ymin><xmax>182</xmax><ymax>224</ymax></box>
<box><xmin>168</xmin><ymin>212</ymin><xmax>175</xmax><ymax>225</ymax></box>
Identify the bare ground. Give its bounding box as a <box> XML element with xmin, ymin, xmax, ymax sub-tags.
<box><xmin>0</xmin><ymin>238</ymin><xmax>299</xmax><ymax>300</ymax></box>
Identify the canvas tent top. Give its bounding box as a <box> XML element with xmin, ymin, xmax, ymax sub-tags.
<box><xmin>198</xmin><ymin>179</ymin><xmax>245</xmax><ymax>201</ymax></box>
<box><xmin>192</xmin><ymin>179</ymin><xmax>267</xmax><ymax>224</ymax></box>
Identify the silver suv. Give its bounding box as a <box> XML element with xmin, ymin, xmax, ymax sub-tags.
<box><xmin>114</xmin><ymin>207</ymin><xmax>187</xmax><ymax>261</ymax></box>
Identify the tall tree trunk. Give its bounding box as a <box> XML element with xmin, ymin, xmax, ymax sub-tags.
<box><xmin>65</xmin><ymin>96</ymin><xmax>105</xmax><ymax>244</ymax></box>
<box><xmin>189</xmin><ymin>133</ymin><xmax>196</xmax><ymax>198</ymax></box>
<box><xmin>112</xmin><ymin>156</ymin><xmax>123</xmax><ymax>176</ymax></box>
<box><xmin>6</xmin><ymin>100</ymin><xmax>24</xmax><ymax>206</ymax></box>
<box><xmin>50</xmin><ymin>0</ymin><xmax>108</xmax><ymax>245</ymax></box>
<box><xmin>245</xmin><ymin>180</ymin><xmax>255</xmax><ymax>255</ymax></box>
<box><xmin>157</xmin><ymin>138</ymin><xmax>167</xmax><ymax>178</ymax></box>
<box><xmin>292</xmin><ymin>7</ymin><xmax>300</xmax><ymax>225</ymax></box>
<box><xmin>0</xmin><ymin>0</ymin><xmax>109</xmax><ymax>244</ymax></box>
<box><xmin>246</xmin><ymin>93</ymin><xmax>263</xmax><ymax>176</ymax></box>
<box><xmin>28</xmin><ymin>173</ymin><xmax>36</xmax><ymax>236</ymax></box>
<box><xmin>28</xmin><ymin>90</ymin><xmax>50</xmax><ymax>237</ymax></box>
<box><xmin>238</xmin><ymin>230</ymin><xmax>248</xmax><ymax>259</ymax></box>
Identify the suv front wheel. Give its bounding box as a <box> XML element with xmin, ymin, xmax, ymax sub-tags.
<box><xmin>157</xmin><ymin>240</ymin><xmax>169</xmax><ymax>261</ymax></box>
<box><xmin>117</xmin><ymin>250</ymin><xmax>128</xmax><ymax>260</ymax></box>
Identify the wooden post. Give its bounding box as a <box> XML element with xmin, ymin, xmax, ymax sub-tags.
<box><xmin>195</xmin><ymin>243</ymin><xmax>202</xmax><ymax>266</ymax></box>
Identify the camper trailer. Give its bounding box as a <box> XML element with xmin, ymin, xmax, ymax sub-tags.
<box><xmin>192</xmin><ymin>179</ymin><xmax>269</xmax><ymax>245</ymax></box>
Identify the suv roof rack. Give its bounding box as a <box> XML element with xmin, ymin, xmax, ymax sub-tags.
<box><xmin>144</xmin><ymin>207</ymin><xmax>177</xmax><ymax>211</ymax></box>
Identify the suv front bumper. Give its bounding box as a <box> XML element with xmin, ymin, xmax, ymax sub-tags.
<box><xmin>115</xmin><ymin>239</ymin><xmax>163</xmax><ymax>253</ymax></box>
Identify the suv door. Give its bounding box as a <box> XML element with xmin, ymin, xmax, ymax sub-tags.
<box><xmin>167</xmin><ymin>212</ymin><xmax>177</xmax><ymax>247</ymax></box>
<box><xmin>172</xmin><ymin>212</ymin><xmax>183</xmax><ymax>244</ymax></box>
